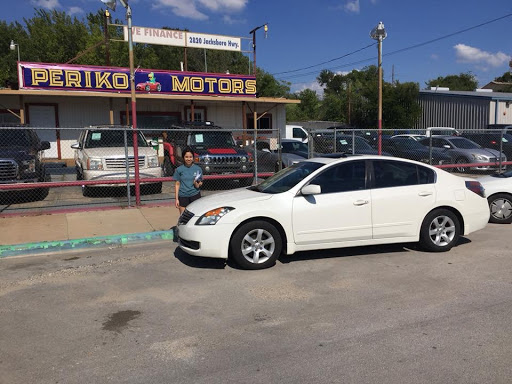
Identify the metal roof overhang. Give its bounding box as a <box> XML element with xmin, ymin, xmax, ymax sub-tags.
<box><xmin>0</xmin><ymin>89</ymin><xmax>300</xmax><ymax>104</ymax></box>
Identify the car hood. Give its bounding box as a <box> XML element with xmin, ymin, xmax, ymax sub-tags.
<box><xmin>195</xmin><ymin>147</ymin><xmax>249</xmax><ymax>156</ymax></box>
<box><xmin>455</xmin><ymin>147</ymin><xmax>502</xmax><ymax>158</ymax></box>
<box><xmin>0</xmin><ymin>147</ymin><xmax>33</xmax><ymax>160</ymax></box>
<box><xmin>186</xmin><ymin>187</ymin><xmax>273</xmax><ymax>214</ymax></box>
<box><xmin>81</xmin><ymin>147</ymin><xmax>158</xmax><ymax>158</ymax></box>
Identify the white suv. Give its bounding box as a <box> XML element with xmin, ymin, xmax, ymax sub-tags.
<box><xmin>71</xmin><ymin>127</ymin><xmax>162</xmax><ymax>196</ymax></box>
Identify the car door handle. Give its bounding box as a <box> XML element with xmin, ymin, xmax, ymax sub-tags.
<box><xmin>353</xmin><ymin>200</ymin><xmax>369</xmax><ymax>206</ymax></box>
<box><xmin>418</xmin><ymin>191</ymin><xmax>433</xmax><ymax>197</ymax></box>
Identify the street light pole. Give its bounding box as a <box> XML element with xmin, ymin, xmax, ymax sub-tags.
<box><xmin>370</xmin><ymin>21</ymin><xmax>387</xmax><ymax>156</ymax></box>
<box><xmin>249</xmin><ymin>23</ymin><xmax>268</xmax><ymax>77</ymax></box>
<box><xmin>102</xmin><ymin>0</ymin><xmax>141</xmax><ymax>205</ymax></box>
<box><xmin>9</xmin><ymin>40</ymin><xmax>20</xmax><ymax>62</ymax></box>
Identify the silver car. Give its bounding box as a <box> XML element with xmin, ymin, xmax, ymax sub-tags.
<box><xmin>419</xmin><ymin>136</ymin><xmax>507</xmax><ymax>172</ymax></box>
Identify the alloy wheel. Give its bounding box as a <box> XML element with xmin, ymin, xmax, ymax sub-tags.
<box><xmin>241</xmin><ymin>228</ymin><xmax>275</xmax><ymax>264</ymax></box>
<box><xmin>428</xmin><ymin>215</ymin><xmax>456</xmax><ymax>246</ymax></box>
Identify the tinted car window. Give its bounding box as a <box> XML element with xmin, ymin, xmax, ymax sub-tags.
<box><xmin>373</xmin><ymin>160</ymin><xmax>420</xmax><ymax>188</ymax></box>
<box><xmin>418</xmin><ymin>165</ymin><xmax>436</xmax><ymax>184</ymax></box>
<box><xmin>448</xmin><ymin>137</ymin><xmax>480</xmax><ymax>149</ymax></box>
<box><xmin>84</xmin><ymin>130</ymin><xmax>149</xmax><ymax>148</ymax></box>
<box><xmin>311</xmin><ymin>160</ymin><xmax>366</xmax><ymax>194</ymax></box>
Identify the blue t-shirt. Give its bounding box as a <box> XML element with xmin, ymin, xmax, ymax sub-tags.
<box><xmin>174</xmin><ymin>164</ymin><xmax>202</xmax><ymax>197</ymax></box>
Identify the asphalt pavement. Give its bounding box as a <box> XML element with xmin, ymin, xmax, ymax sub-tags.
<box><xmin>1</xmin><ymin>223</ymin><xmax>512</xmax><ymax>383</ymax></box>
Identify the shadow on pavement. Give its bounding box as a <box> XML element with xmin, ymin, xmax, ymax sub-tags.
<box><xmin>279</xmin><ymin>237</ymin><xmax>472</xmax><ymax>264</ymax></box>
<box><xmin>174</xmin><ymin>248</ymin><xmax>226</xmax><ymax>269</ymax></box>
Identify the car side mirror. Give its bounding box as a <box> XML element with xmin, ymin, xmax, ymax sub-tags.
<box><xmin>301</xmin><ymin>184</ymin><xmax>321</xmax><ymax>195</ymax></box>
<box><xmin>149</xmin><ymin>140</ymin><xmax>158</xmax><ymax>147</ymax></box>
<box><xmin>40</xmin><ymin>141</ymin><xmax>51</xmax><ymax>150</ymax></box>
<box><xmin>443</xmin><ymin>145</ymin><xmax>451</xmax><ymax>149</ymax></box>
<box><xmin>71</xmin><ymin>143</ymin><xmax>81</xmax><ymax>149</ymax></box>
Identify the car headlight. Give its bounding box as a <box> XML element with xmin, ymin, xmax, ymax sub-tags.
<box><xmin>22</xmin><ymin>159</ymin><xmax>36</xmax><ymax>173</ymax></box>
<box><xmin>203</xmin><ymin>155</ymin><xmax>210</xmax><ymax>164</ymax></box>
<box><xmin>195</xmin><ymin>207</ymin><xmax>235</xmax><ymax>225</ymax></box>
<box><xmin>148</xmin><ymin>155</ymin><xmax>159</xmax><ymax>168</ymax></box>
<box><xmin>241</xmin><ymin>156</ymin><xmax>247</xmax><ymax>163</ymax></box>
<box><xmin>471</xmin><ymin>154</ymin><xmax>486</xmax><ymax>161</ymax></box>
<box><xmin>88</xmin><ymin>158</ymin><xmax>103</xmax><ymax>170</ymax></box>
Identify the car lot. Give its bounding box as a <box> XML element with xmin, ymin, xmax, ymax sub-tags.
<box><xmin>1</xmin><ymin>223</ymin><xmax>512</xmax><ymax>383</ymax></box>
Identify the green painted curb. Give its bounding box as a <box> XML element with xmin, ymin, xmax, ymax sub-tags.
<box><xmin>0</xmin><ymin>230</ymin><xmax>174</xmax><ymax>259</ymax></box>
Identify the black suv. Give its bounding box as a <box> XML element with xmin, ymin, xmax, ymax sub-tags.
<box><xmin>163</xmin><ymin>121</ymin><xmax>254</xmax><ymax>183</ymax></box>
<box><xmin>462</xmin><ymin>131</ymin><xmax>512</xmax><ymax>160</ymax></box>
<box><xmin>0</xmin><ymin>126</ymin><xmax>51</xmax><ymax>200</ymax></box>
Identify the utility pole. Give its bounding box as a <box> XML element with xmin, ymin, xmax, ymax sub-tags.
<box><xmin>103</xmin><ymin>9</ymin><xmax>111</xmax><ymax>66</ymax></box>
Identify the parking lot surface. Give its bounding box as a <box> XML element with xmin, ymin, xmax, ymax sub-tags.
<box><xmin>1</xmin><ymin>223</ymin><xmax>512</xmax><ymax>383</ymax></box>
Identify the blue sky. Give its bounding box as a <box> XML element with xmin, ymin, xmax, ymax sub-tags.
<box><xmin>6</xmin><ymin>0</ymin><xmax>512</xmax><ymax>95</ymax></box>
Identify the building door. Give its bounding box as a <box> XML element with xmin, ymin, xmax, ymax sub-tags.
<box><xmin>27</xmin><ymin>104</ymin><xmax>59</xmax><ymax>159</ymax></box>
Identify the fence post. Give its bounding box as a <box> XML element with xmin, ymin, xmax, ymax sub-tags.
<box><xmin>123</xmin><ymin>129</ymin><xmax>132</xmax><ymax>207</ymax></box>
<box><xmin>352</xmin><ymin>130</ymin><xmax>356</xmax><ymax>155</ymax></box>
<box><xmin>429</xmin><ymin>133</ymin><xmax>433</xmax><ymax>166</ymax></box>
<box><xmin>333</xmin><ymin>128</ymin><xmax>337</xmax><ymax>154</ymax></box>
<box><xmin>277</xmin><ymin>127</ymin><xmax>282</xmax><ymax>171</ymax></box>
<box><xmin>499</xmin><ymin>129</ymin><xmax>504</xmax><ymax>174</ymax></box>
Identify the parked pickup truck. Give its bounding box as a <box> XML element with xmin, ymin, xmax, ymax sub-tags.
<box><xmin>0</xmin><ymin>126</ymin><xmax>50</xmax><ymax>200</ymax></box>
<box><xmin>163</xmin><ymin>121</ymin><xmax>254</xmax><ymax>185</ymax></box>
<box><xmin>71</xmin><ymin>127</ymin><xmax>162</xmax><ymax>196</ymax></box>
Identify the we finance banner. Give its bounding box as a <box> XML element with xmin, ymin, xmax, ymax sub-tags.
<box><xmin>19</xmin><ymin>62</ymin><xmax>257</xmax><ymax>97</ymax></box>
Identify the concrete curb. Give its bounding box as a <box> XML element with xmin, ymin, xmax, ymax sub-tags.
<box><xmin>0</xmin><ymin>230</ymin><xmax>174</xmax><ymax>259</ymax></box>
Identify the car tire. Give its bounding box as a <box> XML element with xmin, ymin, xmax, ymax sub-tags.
<box><xmin>419</xmin><ymin>209</ymin><xmax>461</xmax><ymax>252</ymax></box>
<box><xmin>488</xmin><ymin>193</ymin><xmax>512</xmax><ymax>224</ymax></box>
<box><xmin>230</xmin><ymin>220</ymin><xmax>282</xmax><ymax>270</ymax></box>
<box><xmin>156</xmin><ymin>84</ymin><xmax>162</xmax><ymax>91</ymax></box>
<box><xmin>145</xmin><ymin>85</ymin><xmax>150</xmax><ymax>91</ymax></box>
<box><xmin>455</xmin><ymin>158</ymin><xmax>468</xmax><ymax>173</ymax></box>
<box><xmin>144</xmin><ymin>182</ymin><xmax>162</xmax><ymax>195</ymax></box>
<box><xmin>163</xmin><ymin>157</ymin><xmax>175</xmax><ymax>176</ymax></box>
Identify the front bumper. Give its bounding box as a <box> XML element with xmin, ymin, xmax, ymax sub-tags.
<box><xmin>82</xmin><ymin>167</ymin><xmax>162</xmax><ymax>186</ymax></box>
<box><xmin>177</xmin><ymin>217</ymin><xmax>234</xmax><ymax>259</ymax></box>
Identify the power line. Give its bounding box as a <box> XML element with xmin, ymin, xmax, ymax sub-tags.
<box><xmin>275</xmin><ymin>12</ymin><xmax>512</xmax><ymax>82</ymax></box>
<box><xmin>271</xmin><ymin>42</ymin><xmax>376</xmax><ymax>76</ymax></box>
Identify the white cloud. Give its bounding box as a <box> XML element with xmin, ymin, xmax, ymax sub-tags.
<box><xmin>154</xmin><ymin>0</ymin><xmax>247</xmax><ymax>20</ymax></box>
<box><xmin>223</xmin><ymin>15</ymin><xmax>245</xmax><ymax>24</ymax></box>
<box><xmin>198</xmin><ymin>0</ymin><xmax>247</xmax><ymax>12</ymax></box>
<box><xmin>430</xmin><ymin>53</ymin><xmax>439</xmax><ymax>60</ymax></box>
<box><xmin>68</xmin><ymin>6</ymin><xmax>84</xmax><ymax>16</ymax></box>
<box><xmin>344</xmin><ymin>0</ymin><xmax>360</xmax><ymax>13</ymax></box>
<box><xmin>31</xmin><ymin>0</ymin><xmax>60</xmax><ymax>9</ymax></box>
<box><xmin>454</xmin><ymin>44</ymin><xmax>510</xmax><ymax>68</ymax></box>
<box><xmin>292</xmin><ymin>80</ymin><xmax>325</xmax><ymax>97</ymax></box>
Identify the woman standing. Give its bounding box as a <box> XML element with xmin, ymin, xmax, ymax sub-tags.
<box><xmin>174</xmin><ymin>147</ymin><xmax>203</xmax><ymax>214</ymax></box>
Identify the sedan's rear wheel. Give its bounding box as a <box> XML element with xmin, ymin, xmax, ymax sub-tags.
<box><xmin>419</xmin><ymin>209</ymin><xmax>460</xmax><ymax>252</ymax></box>
<box><xmin>488</xmin><ymin>193</ymin><xmax>512</xmax><ymax>224</ymax></box>
<box><xmin>230</xmin><ymin>220</ymin><xmax>282</xmax><ymax>270</ymax></box>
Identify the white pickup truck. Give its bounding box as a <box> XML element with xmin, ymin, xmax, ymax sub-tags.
<box><xmin>71</xmin><ymin>127</ymin><xmax>162</xmax><ymax>196</ymax></box>
<box><xmin>281</xmin><ymin>124</ymin><xmax>309</xmax><ymax>142</ymax></box>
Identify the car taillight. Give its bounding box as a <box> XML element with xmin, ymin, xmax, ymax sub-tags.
<box><xmin>248</xmin><ymin>152</ymin><xmax>254</xmax><ymax>162</ymax></box>
<box><xmin>491</xmin><ymin>140</ymin><xmax>497</xmax><ymax>145</ymax></box>
<box><xmin>465</xmin><ymin>180</ymin><xmax>485</xmax><ymax>198</ymax></box>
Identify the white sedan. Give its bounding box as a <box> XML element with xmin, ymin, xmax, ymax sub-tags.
<box><xmin>478</xmin><ymin>170</ymin><xmax>512</xmax><ymax>224</ymax></box>
<box><xmin>177</xmin><ymin>156</ymin><xmax>489</xmax><ymax>270</ymax></box>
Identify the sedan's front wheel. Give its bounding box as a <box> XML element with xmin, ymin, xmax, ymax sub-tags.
<box><xmin>230</xmin><ymin>220</ymin><xmax>282</xmax><ymax>270</ymax></box>
<box><xmin>488</xmin><ymin>193</ymin><xmax>512</xmax><ymax>224</ymax></box>
<box><xmin>419</xmin><ymin>209</ymin><xmax>460</xmax><ymax>252</ymax></box>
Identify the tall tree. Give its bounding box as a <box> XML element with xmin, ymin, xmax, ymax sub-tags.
<box><xmin>425</xmin><ymin>72</ymin><xmax>478</xmax><ymax>91</ymax></box>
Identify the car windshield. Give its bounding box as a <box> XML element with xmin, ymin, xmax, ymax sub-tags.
<box><xmin>449</xmin><ymin>137</ymin><xmax>481</xmax><ymax>149</ymax></box>
<box><xmin>337</xmin><ymin>137</ymin><xmax>372</xmax><ymax>151</ymax></box>
<box><xmin>0</xmin><ymin>129</ymin><xmax>30</xmax><ymax>147</ymax></box>
<box><xmin>84</xmin><ymin>130</ymin><xmax>149</xmax><ymax>148</ymax></box>
<box><xmin>250</xmin><ymin>161</ymin><xmax>324</xmax><ymax>194</ymax></box>
<box><xmin>188</xmin><ymin>131</ymin><xmax>236</xmax><ymax>149</ymax></box>
<box><xmin>281</xmin><ymin>141</ymin><xmax>309</xmax><ymax>153</ymax></box>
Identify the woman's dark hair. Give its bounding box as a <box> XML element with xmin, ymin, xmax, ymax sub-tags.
<box><xmin>182</xmin><ymin>147</ymin><xmax>194</xmax><ymax>159</ymax></box>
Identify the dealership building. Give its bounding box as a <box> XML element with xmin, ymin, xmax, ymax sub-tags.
<box><xmin>0</xmin><ymin>62</ymin><xmax>298</xmax><ymax>165</ymax></box>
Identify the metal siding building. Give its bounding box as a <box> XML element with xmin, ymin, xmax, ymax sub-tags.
<box><xmin>416</xmin><ymin>90</ymin><xmax>512</xmax><ymax>130</ymax></box>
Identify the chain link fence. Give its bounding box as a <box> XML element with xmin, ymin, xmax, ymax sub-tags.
<box><xmin>1</xmin><ymin>124</ymin><xmax>511</xmax><ymax>215</ymax></box>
